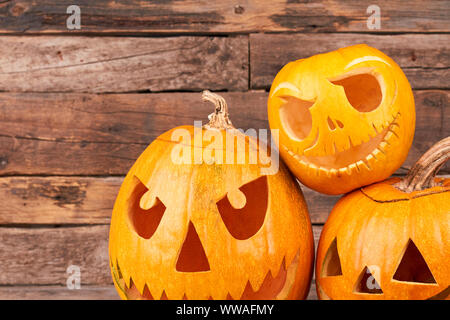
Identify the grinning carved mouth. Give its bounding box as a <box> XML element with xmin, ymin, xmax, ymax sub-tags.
<box><xmin>284</xmin><ymin>112</ymin><xmax>401</xmax><ymax>173</ymax></box>
<box><xmin>110</xmin><ymin>252</ymin><xmax>301</xmax><ymax>300</ymax></box>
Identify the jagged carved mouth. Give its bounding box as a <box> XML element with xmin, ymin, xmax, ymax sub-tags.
<box><xmin>284</xmin><ymin>113</ymin><xmax>400</xmax><ymax>173</ymax></box>
<box><xmin>317</xmin><ymin>283</ymin><xmax>449</xmax><ymax>300</ymax></box>
<box><xmin>110</xmin><ymin>252</ymin><xmax>300</xmax><ymax>300</ymax></box>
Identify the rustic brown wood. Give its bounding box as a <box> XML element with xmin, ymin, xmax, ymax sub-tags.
<box><xmin>0</xmin><ymin>285</ymin><xmax>120</xmax><ymax>300</ymax></box>
<box><xmin>0</xmin><ymin>283</ymin><xmax>319</xmax><ymax>300</ymax></box>
<box><xmin>250</xmin><ymin>33</ymin><xmax>450</xmax><ymax>90</ymax></box>
<box><xmin>1</xmin><ymin>34</ymin><xmax>448</xmax><ymax>93</ymax></box>
<box><xmin>0</xmin><ymin>176</ymin><xmax>122</xmax><ymax>225</ymax></box>
<box><xmin>0</xmin><ymin>91</ymin><xmax>447</xmax><ymax>176</ymax></box>
<box><xmin>0</xmin><ymin>224</ymin><xmax>321</xmax><ymax>285</ymax></box>
<box><xmin>403</xmin><ymin>90</ymin><xmax>450</xmax><ymax>174</ymax></box>
<box><xmin>0</xmin><ymin>0</ymin><xmax>448</xmax><ymax>34</ymax></box>
<box><xmin>1</xmin><ymin>174</ymin><xmax>446</xmax><ymax>225</ymax></box>
<box><xmin>0</xmin><ymin>36</ymin><xmax>248</xmax><ymax>92</ymax></box>
<box><xmin>0</xmin><ymin>225</ymin><xmax>111</xmax><ymax>285</ymax></box>
<box><xmin>0</xmin><ymin>176</ymin><xmax>337</xmax><ymax>225</ymax></box>
<box><xmin>0</xmin><ymin>0</ymin><xmax>446</xmax><ymax>303</ymax></box>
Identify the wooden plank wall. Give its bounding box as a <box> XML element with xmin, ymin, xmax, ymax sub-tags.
<box><xmin>0</xmin><ymin>0</ymin><xmax>448</xmax><ymax>300</ymax></box>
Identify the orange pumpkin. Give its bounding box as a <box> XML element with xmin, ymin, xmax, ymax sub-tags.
<box><xmin>109</xmin><ymin>91</ymin><xmax>314</xmax><ymax>300</ymax></box>
<box><xmin>316</xmin><ymin>137</ymin><xmax>450</xmax><ymax>300</ymax></box>
<box><xmin>268</xmin><ymin>44</ymin><xmax>415</xmax><ymax>195</ymax></box>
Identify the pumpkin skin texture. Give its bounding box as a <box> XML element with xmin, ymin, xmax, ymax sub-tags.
<box><xmin>315</xmin><ymin>138</ymin><xmax>450</xmax><ymax>300</ymax></box>
<box><xmin>268</xmin><ymin>44</ymin><xmax>415</xmax><ymax>195</ymax></box>
<box><xmin>109</xmin><ymin>91</ymin><xmax>314</xmax><ymax>300</ymax></box>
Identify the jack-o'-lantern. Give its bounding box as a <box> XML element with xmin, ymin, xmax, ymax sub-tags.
<box><xmin>268</xmin><ymin>44</ymin><xmax>415</xmax><ymax>195</ymax></box>
<box><xmin>109</xmin><ymin>91</ymin><xmax>314</xmax><ymax>300</ymax></box>
<box><xmin>316</xmin><ymin>137</ymin><xmax>450</xmax><ymax>300</ymax></box>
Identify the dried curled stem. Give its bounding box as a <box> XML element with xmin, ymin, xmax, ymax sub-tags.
<box><xmin>395</xmin><ymin>137</ymin><xmax>450</xmax><ymax>192</ymax></box>
<box><xmin>202</xmin><ymin>90</ymin><xmax>234</xmax><ymax>130</ymax></box>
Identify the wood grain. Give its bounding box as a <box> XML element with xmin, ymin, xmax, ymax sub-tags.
<box><xmin>0</xmin><ymin>224</ymin><xmax>322</xmax><ymax>300</ymax></box>
<box><xmin>0</xmin><ymin>283</ymin><xmax>318</xmax><ymax>300</ymax></box>
<box><xmin>0</xmin><ymin>176</ymin><xmax>337</xmax><ymax>225</ymax></box>
<box><xmin>0</xmin><ymin>36</ymin><xmax>248</xmax><ymax>92</ymax></box>
<box><xmin>0</xmin><ymin>176</ymin><xmax>122</xmax><ymax>225</ymax></box>
<box><xmin>0</xmin><ymin>285</ymin><xmax>120</xmax><ymax>300</ymax></box>
<box><xmin>0</xmin><ymin>0</ymin><xmax>446</xmax><ymax>303</ymax></box>
<box><xmin>0</xmin><ymin>0</ymin><xmax>448</xmax><ymax>34</ymax></box>
<box><xmin>0</xmin><ymin>91</ymin><xmax>447</xmax><ymax>176</ymax></box>
<box><xmin>250</xmin><ymin>33</ymin><xmax>450</xmax><ymax>90</ymax></box>
<box><xmin>0</xmin><ymin>225</ymin><xmax>111</xmax><ymax>286</ymax></box>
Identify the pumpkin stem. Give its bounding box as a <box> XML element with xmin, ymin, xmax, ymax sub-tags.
<box><xmin>394</xmin><ymin>137</ymin><xmax>450</xmax><ymax>192</ymax></box>
<box><xmin>202</xmin><ymin>90</ymin><xmax>234</xmax><ymax>129</ymax></box>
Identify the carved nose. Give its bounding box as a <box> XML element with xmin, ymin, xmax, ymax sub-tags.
<box><xmin>327</xmin><ymin>117</ymin><xmax>344</xmax><ymax>131</ymax></box>
<box><xmin>176</xmin><ymin>221</ymin><xmax>210</xmax><ymax>272</ymax></box>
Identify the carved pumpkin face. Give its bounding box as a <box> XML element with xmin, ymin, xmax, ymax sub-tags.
<box><xmin>268</xmin><ymin>44</ymin><xmax>415</xmax><ymax>195</ymax></box>
<box><xmin>109</xmin><ymin>92</ymin><xmax>314</xmax><ymax>300</ymax></box>
<box><xmin>316</xmin><ymin>138</ymin><xmax>450</xmax><ymax>299</ymax></box>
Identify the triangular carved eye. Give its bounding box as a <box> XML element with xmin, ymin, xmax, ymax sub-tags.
<box><xmin>354</xmin><ymin>266</ymin><xmax>383</xmax><ymax>294</ymax></box>
<box><xmin>321</xmin><ymin>237</ymin><xmax>343</xmax><ymax>277</ymax></box>
<box><xmin>393</xmin><ymin>239</ymin><xmax>437</xmax><ymax>284</ymax></box>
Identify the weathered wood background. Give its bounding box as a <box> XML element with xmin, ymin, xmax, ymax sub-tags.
<box><xmin>0</xmin><ymin>0</ymin><xmax>448</xmax><ymax>300</ymax></box>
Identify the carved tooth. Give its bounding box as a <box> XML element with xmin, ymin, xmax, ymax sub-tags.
<box><xmin>372</xmin><ymin>123</ymin><xmax>379</xmax><ymax>135</ymax></box>
<box><xmin>328</xmin><ymin>168</ymin><xmax>338</xmax><ymax>177</ymax></box>
<box><xmin>348</xmin><ymin>163</ymin><xmax>357</xmax><ymax>174</ymax></box>
<box><xmin>383</xmin><ymin>131</ymin><xmax>394</xmax><ymax>143</ymax></box>
<box><xmin>297</xmin><ymin>158</ymin><xmax>307</xmax><ymax>167</ymax></box>
<box><xmin>308</xmin><ymin>163</ymin><xmax>319</xmax><ymax>174</ymax></box>
<box><xmin>247</xmin><ymin>273</ymin><xmax>266</xmax><ymax>295</ymax></box>
<box><xmin>368</xmin><ymin>125</ymin><xmax>377</xmax><ymax>138</ymax></box>
<box><xmin>270</xmin><ymin>257</ymin><xmax>285</xmax><ymax>280</ymax></box>
<box><xmin>373</xmin><ymin>147</ymin><xmax>386</xmax><ymax>159</ymax></box>
<box><xmin>371</xmin><ymin>150</ymin><xmax>378</xmax><ymax>160</ymax></box>
<box><xmin>390</xmin><ymin>129</ymin><xmax>399</xmax><ymax>139</ymax></box>
<box><xmin>365</xmin><ymin>154</ymin><xmax>376</xmax><ymax>168</ymax></box>
<box><xmin>318</xmin><ymin>167</ymin><xmax>329</xmax><ymax>176</ymax></box>
<box><xmin>357</xmin><ymin>159</ymin><xmax>371</xmax><ymax>171</ymax></box>
<box><xmin>339</xmin><ymin>167</ymin><xmax>349</xmax><ymax>176</ymax></box>
<box><xmin>379</xmin><ymin>141</ymin><xmax>389</xmax><ymax>151</ymax></box>
<box><xmin>385</xmin><ymin>121</ymin><xmax>391</xmax><ymax>129</ymax></box>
